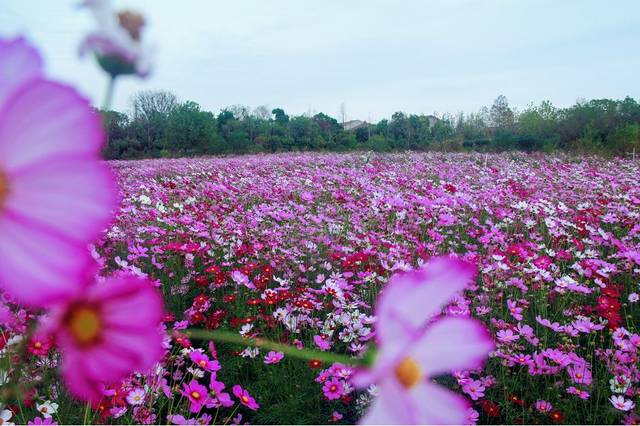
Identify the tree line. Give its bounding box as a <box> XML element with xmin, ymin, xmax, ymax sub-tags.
<box><xmin>101</xmin><ymin>92</ymin><xmax>640</xmax><ymax>159</ymax></box>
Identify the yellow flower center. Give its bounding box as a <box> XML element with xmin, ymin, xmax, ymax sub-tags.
<box><xmin>34</xmin><ymin>341</ymin><xmax>42</xmax><ymax>349</ymax></box>
<box><xmin>0</xmin><ymin>170</ymin><xmax>9</xmax><ymax>209</ymax></box>
<box><xmin>65</xmin><ymin>305</ymin><xmax>103</xmax><ymax>346</ymax></box>
<box><xmin>191</xmin><ymin>391</ymin><xmax>201</xmax><ymax>400</ymax></box>
<box><xmin>199</xmin><ymin>360</ymin><xmax>207</xmax><ymax>367</ymax></box>
<box><xmin>242</xmin><ymin>395</ymin><xmax>249</xmax><ymax>403</ymax></box>
<box><xmin>394</xmin><ymin>357</ymin><xmax>423</xmax><ymax>389</ymax></box>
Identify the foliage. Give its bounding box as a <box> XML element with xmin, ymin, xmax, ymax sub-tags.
<box><xmin>101</xmin><ymin>93</ymin><xmax>640</xmax><ymax>159</ymax></box>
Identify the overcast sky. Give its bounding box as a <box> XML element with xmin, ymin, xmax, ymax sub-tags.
<box><xmin>1</xmin><ymin>0</ymin><xmax>638</xmax><ymax>121</ymax></box>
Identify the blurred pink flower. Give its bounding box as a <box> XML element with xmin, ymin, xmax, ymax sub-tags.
<box><xmin>47</xmin><ymin>274</ymin><xmax>164</xmax><ymax>403</ymax></box>
<box><xmin>0</xmin><ymin>37</ymin><xmax>118</xmax><ymax>308</ymax></box>
<box><xmin>352</xmin><ymin>256</ymin><xmax>494</xmax><ymax>424</ymax></box>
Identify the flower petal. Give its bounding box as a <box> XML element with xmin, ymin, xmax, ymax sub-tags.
<box><xmin>4</xmin><ymin>158</ymin><xmax>118</xmax><ymax>243</ymax></box>
<box><xmin>376</xmin><ymin>256</ymin><xmax>475</xmax><ymax>344</ymax></box>
<box><xmin>411</xmin><ymin>316</ymin><xmax>494</xmax><ymax>377</ymax></box>
<box><xmin>0</xmin><ymin>214</ymin><xmax>92</xmax><ymax>307</ymax></box>
<box><xmin>0</xmin><ymin>37</ymin><xmax>42</xmax><ymax>109</ymax></box>
<box><xmin>0</xmin><ymin>80</ymin><xmax>103</xmax><ymax>171</ymax></box>
<box><xmin>411</xmin><ymin>382</ymin><xmax>470</xmax><ymax>424</ymax></box>
<box><xmin>359</xmin><ymin>379</ymin><xmax>414</xmax><ymax>425</ymax></box>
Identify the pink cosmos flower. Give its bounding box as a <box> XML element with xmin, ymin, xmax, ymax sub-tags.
<box><xmin>47</xmin><ymin>274</ymin><xmax>164</xmax><ymax>403</ymax></box>
<box><xmin>323</xmin><ymin>378</ymin><xmax>344</xmax><ymax>400</ymax></box>
<box><xmin>507</xmin><ymin>299</ymin><xmax>523</xmax><ymax>321</ymax></box>
<box><xmin>189</xmin><ymin>350</ymin><xmax>221</xmax><ymax>372</ymax></box>
<box><xmin>180</xmin><ymin>380</ymin><xmax>209</xmax><ymax>413</ymax></box>
<box><xmin>0</xmin><ymin>37</ymin><xmax>118</xmax><ymax>307</ymax></box>
<box><xmin>462</xmin><ymin>380</ymin><xmax>485</xmax><ymax>401</ymax></box>
<box><xmin>314</xmin><ymin>334</ymin><xmax>332</xmax><ymax>351</ymax></box>
<box><xmin>207</xmin><ymin>377</ymin><xmax>234</xmax><ymax>408</ymax></box>
<box><xmin>126</xmin><ymin>387</ymin><xmax>146</xmax><ymax>405</ymax></box>
<box><xmin>330</xmin><ymin>411</ymin><xmax>344</xmax><ymax>422</ymax></box>
<box><xmin>28</xmin><ymin>417</ymin><xmax>57</xmax><ymax>425</ymax></box>
<box><xmin>496</xmin><ymin>329</ymin><xmax>519</xmax><ymax>343</ymax></box>
<box><xmin>264</xmin><ymin>351</ymin><xmax>285</xmax><ymax>365</ymax></box>
<box><xmin>352</xmin><ymin>256</ymin><xmax>494</xmax><ymax>424</ymax></box>
<box><xmin>567</xmin><ymin>363</ymin><xmax>592</xmax><ymax>385</ymax></box>
<box><xmin>566</xmin><ymin>386</ymin><xmax>590</xmax><ymax>400</ymax></box>
<box><xmin>610</xmin><ymin>395</ymin><xmax>635</xmax><ymax>411</ymax></box>
<box><xmin>535</xmin><ymin>399</ymin><xmax>553</xmax><ymax>413</ymax></box>
<box><xmin>232</xmin><ymin>385</ymin><xmax>259</xmax><ymax>411</ymax></box>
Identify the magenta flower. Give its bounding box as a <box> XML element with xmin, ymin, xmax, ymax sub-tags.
<box><xmin>47</xmin><ymin>274</ymin><xmax>164</xmax><ymax>403</ymax></box>
<box><xmin>232</xmin><ymin>385</ymin><xmax>259</xmax><ymax>411</ymax></box>
<box><xmin>322</xmin><ymin>378</ymin><xmax>344</xmax><ymax>400</ymax></box>
<box><xmin>189</xmin><ymin>350</ymin><xmax>221</xmax><ymax>372</ymax></box>
<box><xmin>314</xmin><ymin>334</ymin><xmax>332</xmax><ymax>351</ymax></box>
<box><xmin>207</xmin><ymin>377</ymin><xmax>234</xmax><ymax>408</ymax></box>
<box><xmin>535</xmin><ymin>399</ymin><xmax>553</xmax><ymax>413</ymax></box>
<box><xmin>352</xmin><ymin>256</ymin><xmax>494</xmax><ymax>424</ymax></box>
<box><xmin>507</xmin><ymin>299</ymin><xmax>523</xmax><ymax>321</ymax></box>
<box><xmin>28</xmin><ymin>417</ymin><xmax>57</xmax><ymax>425</ymax></box>
<box><xmin>180</xmin><ymin>380</ymin><xmax>210</xmax><ymax>413</ymax></box>
<box><xmin>0</xmin><ymin>37</ymin><xmax>118</xmax><ymax>308</ymax></box>
<box><xmin>264</xmin><ymin>351</ymin><xmax>285</xmax><ymax>365</ymax></box>
<box><xmin>567</xmin><ymin>363</ymin><xmax>592</xmax><ymax>385</ymax></box>
<box><xmin>462</xmin><ymin>380</ymin><xmax>485</xmax><ymax>401</ymax></box>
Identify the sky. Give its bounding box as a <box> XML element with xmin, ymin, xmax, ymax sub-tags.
<box><xmin>1</xmin><ymin>0</ymin><xmax>639</xmax><ymax>122</ymax></box>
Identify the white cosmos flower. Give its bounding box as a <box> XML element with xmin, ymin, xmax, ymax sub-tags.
<box><xmin>0</xmin><ymin>409</ymin><xmax>14</xmax><ymax>425</ymax></box>
<box><xmin>36</xmin><ymin>401</ymin><xmax>59</xmax><ymax>418</ymax></box>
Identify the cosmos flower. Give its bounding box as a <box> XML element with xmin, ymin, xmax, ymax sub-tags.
<box><xmin>28</xmin><ymin>417</ymin><xmax>57</xmax><ymax>425</ymax></box>
<box><xmin>189</xmin><ymin>350</ymin><xmax>221</xmax><ymax>372</ymax></box>
<box><xmin>610</xmin><ymin>395</ymin><xmax>635</xmax><ymax>412</ymax></box>
<box><xmin>352</xmin><ymin>256</ymin><xmax>494</xmax><ymax>424</ymax></box>
<box><xmin>180</xmin><ymin>380</ymin><xmax>209</xmax><ymax>413</ymax></box>
<box><xmin>264</xmin><ymin>351</ymin><xmax>285</xmax><ymax>365</ymax></box>
<box><xmin>126</xmin><ymin>388</ymin><xmax>146</xmax><ymax>406</ymax></box>
<box><xmin>232</xmin><ymin>385</ymin><xmax>259</xmax><ymax>411</ymax></box>
<box><xmin>207</xmin><ymin>377</ymin><xmax>234</xmax><ymax>408</ymax></box>
<box><xmin>35</xmin><ymin>401</ymin><xmax>58</xmax><ymax>418</ymax></box>
<box><xmin>0</xmin><ymin>37</ymin><xmax>118</xmax><ymax>307</ymax></box>
<box><xmin>323</xmin><ymin>378</ymin><xmax>344</xmax><ymax>400</ymax></box>
<box><xmin>46</xmin><ymin>274</ymin><xmax>164</xmax><ymax>403</ymax></box>
<box><xmin>79</xmin><ymin>0</ymin><xmax>151</xmax><ymax>77</ymax></box>
<box><xmin>535</xmin><ymin>399</ymin><xmax>553</xmax><ymax>413</ymax></box>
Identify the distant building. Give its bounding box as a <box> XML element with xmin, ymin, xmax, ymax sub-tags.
<box><xmin>342</xmin><ymin>120</ymin><xmax>368</xmax><ymax>131</ymax></box>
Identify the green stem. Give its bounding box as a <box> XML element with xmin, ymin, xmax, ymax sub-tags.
<box><xmin>186</xmin><ymin>329</ymin><xmax>364</xmax><ymax>366</ymax></box>
<box><xmin>102</xmin><ymin>75</ymin><xmax>117</xmax><ymax>111</ymax></box>
<box><xmin>82</xmin><ymin>403</ymin><xmax>91</xmax><ymax>425</ymax></box>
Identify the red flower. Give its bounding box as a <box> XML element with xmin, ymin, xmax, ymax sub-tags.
<box><xmin>549</xmin><ymin>410</ymin><xmax>565</xmax><ymax>423</ymax></box>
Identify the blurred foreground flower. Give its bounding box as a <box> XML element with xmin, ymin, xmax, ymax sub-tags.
<box><xmin>353</xmin><ymin>257</ymin><xmax>494</xmax><ymax>424</ymax></box>
<box><xmin>46</xmin><ymin>274</ymin><xmax>165</xmax><ymax>403</ymax></box>
<box><xmin>0</xmin><ymin>37</ymin><xmax>118</xmax><ymax>307</ymax></box>
<box><xmin>80</xmin><ymin>0</ymin><xmax>151</xmax><ymax>78</ymax></box>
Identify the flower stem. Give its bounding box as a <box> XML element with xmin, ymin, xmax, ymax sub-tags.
<box><xmin>102</xmin><ymin>76</ymin><xmax>117</xmax><ymax>111</ymax></box>
<box><xmin>186</xmin><ymin>329</ymin><xmax>365</xmax><ymax>366</ymax></box>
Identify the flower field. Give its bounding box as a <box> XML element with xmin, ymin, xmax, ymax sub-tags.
<box><xmin>4</xmin><ymin>151</ymin><xmax>639</xmax><ymax>424</ymax></box>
